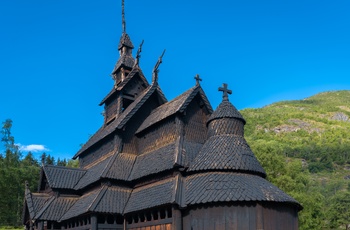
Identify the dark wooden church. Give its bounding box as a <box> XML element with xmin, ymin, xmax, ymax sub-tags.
<box><xmin>23</xmin><ymin>2</ymin><xmax>302</xmax><ymax>230</ymax></box>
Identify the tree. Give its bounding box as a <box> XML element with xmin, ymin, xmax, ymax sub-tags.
<box><xmin>1</xmin><ymin>119</ymin><xmax>21</xmax><ymax>166</ymax></box>
<box><xmin>0</xmin><ymin>119</ymin><xmax>40</xmax><ymax>227</ymax></box>
<box><xmin>328</xmin><ymin>191</ymin><xmax>350</xmax><ymax>229</ymax></box>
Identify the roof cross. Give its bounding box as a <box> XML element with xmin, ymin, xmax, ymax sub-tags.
<box><xmin>218</xmin><ymin>83</ymin><xmax>232</xmax><ymax>101</ymax></box>
<box><xmin>194</xmin><ymin>74</ymin><xmax>202</xmax><ymax>85</ymax></box>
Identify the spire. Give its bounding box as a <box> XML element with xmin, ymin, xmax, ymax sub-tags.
<box><xmin>152</xmin><ymin>49</ymin><xmax>166</xmax><ymax>83</ymax></box>
<box><xmin>112</xmin><ymin>0</ymin><xmax>135</xmax><ymax>80</ymax></box>
<box><xmin>118</xmin><ymin>0</ymin><xmax>133</xmax><ymax>51</ymax></box>
<box><xmin>218</xmin><ymin>83</ymin><xmax>232</xmax><ymax>101</ymax></box>
<box><xmin>122</xmin><ymin>0</ymin><xmax>126</xmax><ymax>33</ymax></box>
<box><xmin>194</xmin><ymin>74</ymin><xmax>202</xmax><ymax>86</ymax></box>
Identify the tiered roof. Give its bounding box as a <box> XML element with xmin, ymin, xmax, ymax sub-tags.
<box><xmin>23</xmin><ymin>3</ymin><xmax>301</xmax><ymax>227</ymax></box>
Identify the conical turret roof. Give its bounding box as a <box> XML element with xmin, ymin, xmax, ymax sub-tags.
<box><xmin>189</xmin><ymin>83</ymin><xmax>265</xmax><ymax>177</ymax></box>
<box><xmin>207</xmin><ymin>100</ymin><xmax>245</xmax><ymax>125</ymax></box>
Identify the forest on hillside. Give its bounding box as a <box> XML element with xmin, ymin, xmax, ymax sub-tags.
<box><xmin>241</xmin><ymin>90</ymin><xmax>350</xmax><ymax>229</ymax></box>
<box><xmin>0</xmin><ymin>90</ymin><xmax>350</xmax><ymax>229</ymax></box>
<box><xmin>0</xmin><ymin>119</ymin><xmax>78</xmax><ymax>228</ymax></box>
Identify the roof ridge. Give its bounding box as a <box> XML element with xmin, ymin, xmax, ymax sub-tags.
<box><xmin>34</xmin><ymin>196</ymin><xmax>56</xmax><ymax>220</ymax></box>
<box><xmin>135</xmin><ymin>86</ymin><xmax>200</xmax><ymax>134</ymax></box>
<box><xmin>198</xmin><ymin>86</ymin><xmax>213</xmax><ymax>113</ymax></box>
<box><xmin>72</xmin><ymin>170</ymin><xmax>87</xmax><ymax>189</ymax></box>
<box><xmin>44</xmin><ymin>164</ymin><xmax>86</xmax><ymax>171</ymax></box>
<box><xmin>133</xmin><ymin>177</ymin><xmax>175</xmax><ymax>191</ymax></box>
<box><xmin>24</xmin><ymin>185</ymin><xmax>35</xmax><ymax>219</ymax></box>
<box><xmin>42</xmin><ymin>165</ymin><xmax>53</xmax><ymax>188</ymax></box>
<box><xmin>116</xmin><ymin>83</ymin><xmax>158</xmax><ymax>129</ymax></box>
<box><xmin>88</xmin><ymin>186</ymin><xmax>108</xmax><ymax>212</ymax></box>
<box><xmin>126</xmin><ymin>153</ymin><xmax>138</xmax><ymax>181</ymax></box>
<box><xmin>75</xmin><ymin>84</ymin><xmax>158</xmax><ymax>158</ymax></box>
<box><xmin>101</xmin><ymin>152</ymin><xmax>119</xmax><ymax>178</ymax></box>
<box><xmin>178</xmin><ymin>85</ymin><xmax>200</xmax><ymax>113</ymax></box>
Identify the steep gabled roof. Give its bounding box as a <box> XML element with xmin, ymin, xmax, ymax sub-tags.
<box><xmin>74</xmin><ymin>84</ymin><xmax>167</xmax><ymax>159</ymax></box>
<box><xmin>116</xmin><ymin>66</ymin><xmax>149</xmax><ymax>91</ymax></box>
<box><xmin>102</xmin><ymin>152</ymin><xmax>136</xmax><ymax>181</ymax></box>
<box><xmin>60</xmin><ymin>185</ymin><xmax>131</xmax><ymax>221</ymax></box>
<box><xmin>129</xmin><ymin>143</ymin><xmax>176</xmax><ymax>180</ymax></box>
<box><xmin>100</xmin><ymin>66</ymin><xmax>149</xmax><ymax>106</ymax></box>
<box><xmin>74</xmin><ymin>155</ymin><xmax>114</xmax><ymax>190</ymax></box>
<box><xmin>93</xmin><ymin>186</ymin><xmax>131</xmax><ymax>214</ymax></box>
<box><xmin>112</xmin><ymin>54</ymin><xmax>135</xmax><ymax>74</ymax></box>
<box><xmin>23</xmin><ymin>186</ymin><xmax>51</xmax><ymax>221</ymax></box>
<box><xmin>136</xmin><ymin>85</ymin><xmax>212</xmax><ymax>134</ymax></box>
<box><xmin>42</xmin><ymin>165</ymin><xmax>86</xmax><ymax>189</ymax></box>
<box><xmin>60</xmin><ymin>187</ymin><xmax>104</xmax><ymax>221</ymax></box>
<box><xmin>34</xmin><ymin>196</ymin><xmax>78</xmax><ymax>221</ymax></box>
<box><xmin>118</xmin><ymin>32</ymin><xmax>134</xmax><ymax>49</ymax></box>
<box><xmin>188</xmin><ymin>135</ymin><xmax>266</xmax><ymax>177</ymax></box>
<box><xmin>124</xmin><ymin>175</ymin><xmax>183</xmax><ymax>213</ymax></box>
<box><xmin>185</xmin><ymin>172</ymin><xmax>302</xmax><ymax>210</ymax></box>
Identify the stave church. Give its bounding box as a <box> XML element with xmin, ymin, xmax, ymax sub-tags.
<box><xmin>23</xmin><ymin>1</ymin><xmax>302</xmax><ymax>230</ymax></box>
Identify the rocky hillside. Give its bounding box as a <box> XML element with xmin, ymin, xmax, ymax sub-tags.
<box><xmin>240</xmin><ymin>90</ymin><xmax>350</xmax><ymax>229</ymax></box>
<box><xmin>242</xmin><ymin>90</ymin><xmax>350</xmax><ymax>172</ymax></box>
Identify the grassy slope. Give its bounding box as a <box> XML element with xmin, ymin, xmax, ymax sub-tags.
<box><xmin>242</xmin><ymin>90</ymin><xmax>350</xmax><ymax>167</ymax></box>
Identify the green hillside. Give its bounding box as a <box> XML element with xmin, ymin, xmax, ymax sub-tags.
<box><xmin>241</xmin><ymin>90</ymin><xmax>350</xmax><ymax>229</ymax></box>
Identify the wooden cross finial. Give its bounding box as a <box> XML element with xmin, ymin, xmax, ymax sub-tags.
<box><xmin>218</xmin><ymin>83</ymin><xmax>232</xmax><ymax>101</ymax></box>
<box><xmin>122</xmin><ymin>0</ymin><xmax>126</xmax><ymax>33</ymax></box>
<box><xmin>194</xmin><ymin>74</ymin><xmax>202</xmax><ymax>85</ymax></box>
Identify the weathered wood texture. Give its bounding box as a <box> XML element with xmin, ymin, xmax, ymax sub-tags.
<box><xmin>128</xmin><ymin>224</ymin><xmax>172</xmax><ymax>230</ymax></box>
<box><xmin>183</xmin><ymin>98</ymin><xmax>208</xmax><ymax>144</ymax></box>
<box><xmin>137</xmin><ymin>118</ymin><xmax>178</xmax><ymax>155</ymax></box>
<box><xmin>183</xmin><ymin>203</ymin><xmax>298</xmax><ymax>230</ymax></box>
<box><xmin>80</xmin><ymin>135</ymin><xmax>116</xmax><ymax>168</ymax></box>
<box><xmin>123</xmin><ymin>94</ymin><xmax>161</xmax><ymax>154</ymax></box>
<box><xmin>208</xmin><ymin>118</ymin><xmax>244</xmax><ymax>137</ymax></box>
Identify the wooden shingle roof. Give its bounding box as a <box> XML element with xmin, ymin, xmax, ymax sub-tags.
<box><xmin>101</xmin><ymin>66</ymin><xmax>149</xmax><ymax>106</ymax></box>
<box><xmin>60</xmin><ymin>187</ymin><xmax>102</xmax><ymax>221</ymax></box>
<box><xmin>207</xmin><ymin>100</ymin><xmax>246</xmax><ymax>125</ymax></box>
<box><xmin>185</xmin><ymin>172</ymin><xmax>301</xmax><ymax>209</ymax></box>
<box><xmin>129</xmin><ymin>143</ymin><xmax>176</xmax><ymax>180</ymax></box>
<box><xmin>136</xmin><ymin>85</ymin><xmax>212</xmax><ymax>134</ymax></box>
<box><xmin>74</xmin><ymin>84</ymin><xmax>167</xmax><ymax>158</ymax></box>
<box><xmin>124</xmin><ymin>176</ymin><xmax>183</xmax><ymax>213</ymax></box>
<box><xmin>116</xmin><ymin>66</ymin><xmax>149</xmax><ymax>91</ymax></box>
<box><xmin>74</xmin><ymin>155</ymin><xmax>113</xmax><ymax>190</ymax></box>
<box><xmin>43</xmin><ymin>165</ymin><xmax>86</xmax><ymax>189</ymax></box>
<box><xmin>35</xmin><ymin>196</ymin><xmax>78</xmax><ymax>221</ymax></box>
<box><xmin>24</xmin><ymin>186</ymin><xmax>51</xmax><ymax>221</ymax></box>
<box><xmin>112</xmin><ymin>54</ymin><xmax>135</xmax><ymax>74</ymax></box>
<box><xmin>118</xmin><ymin>32</ymin><xmax>134</xmax><ymax>49</ymax></box>
<box><xmin>60</xmin><ymin>185</ymin><xmax>131</xmax><ymax>221</ymax></box>
<box><xmin>188</xmin><ymin>135</ymin><xmax>266</xmax><ymax>177</ymax></box>
<box><xmin>93</xmin><ymin>186</ymin><xmax>131</xmax><ymax>214</ymax></box>
<box><xmin>102</xmin><ymin>153</ymin><xmax>136</xmax><ymax>181</ymax></box>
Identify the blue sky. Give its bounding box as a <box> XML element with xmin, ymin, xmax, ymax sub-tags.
<box><xmin>1</xmin><ymin>0</ymin><xmax>349</xmax><ymax>160</ymax></box>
